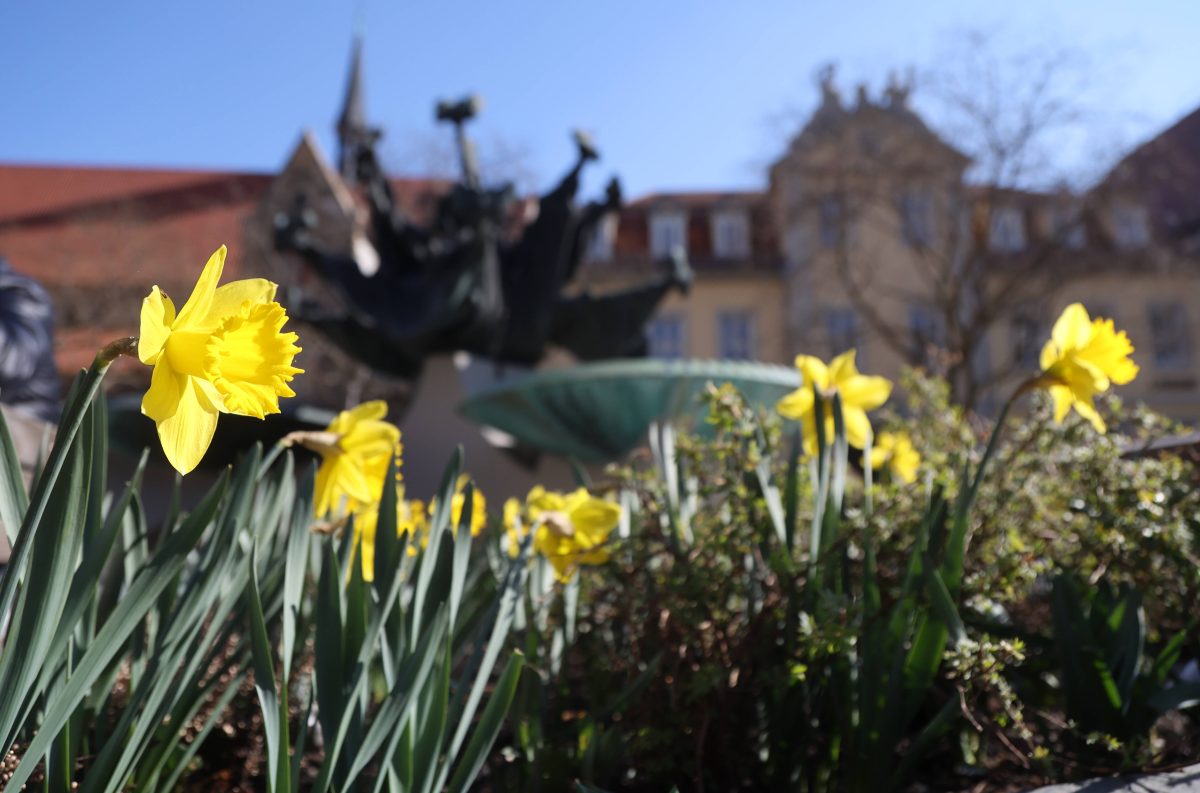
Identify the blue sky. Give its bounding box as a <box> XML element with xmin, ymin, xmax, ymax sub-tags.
<box><xmin>3</xmin><ymin>1</ymin><xmax>1199</xmax><ymax>197</ymax></box>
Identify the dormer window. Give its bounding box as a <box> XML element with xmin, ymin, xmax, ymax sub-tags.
<box><xmin>650</xmin><ymin>210</ymin><xmax>688</xmax><ymax>258</ymax></box>
<box><xmin>585</xmin><ymin>213</ymin><xmax>617</xmax><ymax>261</ymax></box>
<box><xmin>988</xmin><ymin>206</ymin><xmax>1026</xmax><ymax>252</ymax></box>
<box><xmin>711</xmin><ymin>209</ymin><xmax>750</xmax><ymax>259</ymax></box>
<box><xmin>1112</xmin><ymin>203</ymin><xmax>1150</xmax><ymax>250</ymax></box>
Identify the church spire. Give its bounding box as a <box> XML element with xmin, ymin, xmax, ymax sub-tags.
<box><xmin>337</xmin><ymin>36</ymin><xmax>368</xmax><ymax>183</ymax></box>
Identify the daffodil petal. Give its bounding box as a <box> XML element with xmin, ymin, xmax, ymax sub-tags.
<box><xmin>839</xmin><ymin>374</ymin><xmax>892</xmax><ymax>411</ymax></box>
<box><xmin>795</xmin><ymin>355</ymin><xmax>830</xmax><ymax>390</ymax></box>
<box><xmin>174</xmin><ymin>245</ymin><xmax>227</xmax><ymax>330</ymax></box>
<box><xmin>155</xmin><ymin>376</ymin><xmax>220</xmax><ymax>475</ymax></box>
<box><xmin>569</xmin><ymin>501</ymin><xmax>621</xmax><ymax>545</ymax></box>
<box><xmin>207</xmin><ymin>278</ymin><xmax>277</xmax><ymax>324</ymax></box>
<box><xmin>842</xmin><ymin>406</ymin><xmax>873</xmax><ymax>449</ymax></box>
<box><xmin>138</xmin><ymin>287</ymin><xmax>176</xmax><ymax>365</ymax></box>
<box><xmin>1072</xmin><ymin>398</ymin><xmax>1106</xmax><ymax>433</ymax></box>
<box><xmin>1050</xmin><ymin>303</ymin><xmax>1091</xmax><ymax>355</ymax></box>
<box><xmin>1049</xmin><ymin>385</ymin><xmax>1074</xmax><ymax>424</ymax></box>
<box><xmin>827</xmin><ymin>349</ymin><xmax>860</xmax><ymax>384</ymax></box>
<box><xmin>776</xmin><ymin>386</ymin><xmax>814</xmax><ymax>421</ymax></box>
<box><xmin>329</xmin><ymin>400</ymin><xmax>390</xmax><ymax>435</ymax></box>
<box><xmin>1039</xmin><ymin>338</ymin><xmax>1059</xmax><ymax>371</ymax></box>
<box><xmin>341</xmin><ymin>422</ymin><xmax>402</xmax><ymax>459</ymax></box>
<box><xmin>141</xmin><ymin>361</ymin><xmax>183</xmax><ymax>423</ymax></box>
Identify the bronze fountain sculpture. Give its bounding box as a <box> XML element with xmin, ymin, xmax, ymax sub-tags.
<box><xmin>274</xmin><ymin>94</ymin><xmax>691</xmax><ymax>384</ymax></box>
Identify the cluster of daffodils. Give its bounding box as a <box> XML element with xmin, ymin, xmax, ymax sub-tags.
<box><xmin>128</xmin><ymin>248</ymin><xmax>1135</xmax><ymax>585</ymax></box>
<box><xmin>774</xmin><ymin>303</ymin><xmax>1139</xmax><ymax>484</ymax></box>
<box><xmin>503</xmin><ymin>486</ymin><xmax>622</xmax><ymax>582</ymax></box>
<box><xmin>299</xmin><ymin>410</ymin><xmax>487</xmax><ymax>580</ymax></box>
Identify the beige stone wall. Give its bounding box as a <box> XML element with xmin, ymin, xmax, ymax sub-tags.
<box><xmin>582</xmin><ymin>267</ymin><xmax>789</xmax><ymax>364</ymax></box>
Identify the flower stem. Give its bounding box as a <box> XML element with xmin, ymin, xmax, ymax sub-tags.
<box><xmin>94</xmin><ymin>337</ymin><xmax>139</xmax><ymax>369</ymax></box>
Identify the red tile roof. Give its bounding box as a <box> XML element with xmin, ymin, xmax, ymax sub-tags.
<box><xmin>612</xmin><ymin>190</ymin><xmax>781</xmax><ymax>267</ymax></box>
<box><xmin>0</xmin><ymin>161</ymin><xmax>448</xmax><ymax>383</ymax></box>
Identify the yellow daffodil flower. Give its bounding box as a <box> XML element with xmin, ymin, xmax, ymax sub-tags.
<box><xmin>429</xmin><ymin>474</ymin><xmax>487</xmax><ymax>537</ymax></box>
<box><xmin>523</xmin><ymin>486</ymin><xmax>621</xmax><ymax>582</ymax></box>
<box><xmin>401</xmin><ymin>496</ymin><xmax>429</xmax><ymax>557</ymax></box>
<box><xmin>287</xmin><ymin>400</ymin><xmax>401</xmax><ymax>582</ymax></box>
<box><xmin>869</xmin><ymin>431</ymin><xmax>920</xmax><ymax>484</ymax></box>
<box><xmin>776</xmin><ymin>349</ymin><xmax>892</xmax><ymax>455</ymax></box>
<box><xmin>138</xmin><ymin>245</ymin><xmax>303</xmax><ymax>474</ymax></box>
<box><xmin>1037</xmin><ymin>303</ymin><xmax>1138</xmax><ymax>433</ymax></box>
<box><xmin>309</xmin><ymin>401</ymin><xmax>402</xmax><ymax>521</ymax></box>
<box><xmin>353</xmin><ymin>488</ymin><xmax>426</xmax><ymax>580</ymax></box>
<box><xmin>503</xmin><ymin>497</ymin><xmax>525</xmax><ymax>559</ymax></box>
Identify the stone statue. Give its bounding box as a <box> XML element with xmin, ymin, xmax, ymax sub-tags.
<box><xmin>274</xmin><ymin>96</ymin><xmax>690</xmax><ymax>383</ymax></box>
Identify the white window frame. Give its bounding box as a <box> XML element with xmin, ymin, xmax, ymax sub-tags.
<box><xmin>717</xmin><ymin>310</ymin><xmax>755</xmax><ymax>360</ymax></box>
<box><xmin>650</xmin><ymin>210</ymin><xmax>688</xmax><ymax>258</ymax></box>
<box><xmin>647</xmin><ymin>314</ymin><xmax>687</xmax><ymax>359</ymax></box>
<box><xmin>710</xmin><ymin>209</ymin><xmax>750</xmax><ymax>259</ymax></box>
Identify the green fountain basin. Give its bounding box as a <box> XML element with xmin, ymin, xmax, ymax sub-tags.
<box><xmin>458</xmin><ymin>358</ymin><xmax>801</xmax><ymax>462</ymax></box>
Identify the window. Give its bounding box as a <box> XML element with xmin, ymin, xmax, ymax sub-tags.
<box><xmin>647</xmin><ymin>315</ymin><xmax>686</xmax><ymax>359</ymax></box>
<box><xmin>1112</xmin><ymin>203</ymin><xmax>1150</xmax><ymax>250</ymax></box>
<box><xmin>585</xmin><ymin>213</ymin><xmax>617</xmax><ymax>261</ymax></box>
<box><xmin>784</xmin><ymin>225</ymin><xmax>810</xmax><ymax>271</ymax></box>
<box><xmin>1010</xmin><ymin>306</ymin><xmax>1047</xmax><ymax>369</ymax></box>
<box><xmin>718</xmin><ymin>311</ymin><xmax>755</xmax><ymax>360</ymax></box>
<box><xmin>1148</xmin><ymin>301</ymin><xmax>1191</xmax><ymax>370</ymax></box>
<box><xmin>898</xmin><ymin>189</ymin><xmax>935</xmax><ymax>247</ymax></box>
<box><xmin>819</xmin><ymin>197</ymin><xmax>844</xmax><ymax>249</ymax></box>
<box><xmin>988</xmin><ymin>206</ymin><xmax>1026</xmax><ymax>253</ymax></box>
<box><xmin>824</xmin><ymin>307</ymin><xmax>860</xmax><ymax>357</ymax></box>
<box><xmin>909</xmin><ymin>305</ymin><xmax>945</xmax><ymax>361</ymax></box>
<box><xmin>1049</xmin><ymin>206</ymin><xmax>1086</xmax><ymax>249</ymax></box>
<box><xmin>711</xmin><ymin>210</ymin><xmax>750</xmax><ymax>259</ymax></box>
<box><xmin>650</xmin><ymin>210</ymin><xmax>688</xmax><ymax>258</ymax></box>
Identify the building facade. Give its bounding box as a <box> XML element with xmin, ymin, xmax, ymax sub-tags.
<box><xmin>584</xmin><ymin>77</ymin><xmax>1200</xmax><ymax>422</ymax></box>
